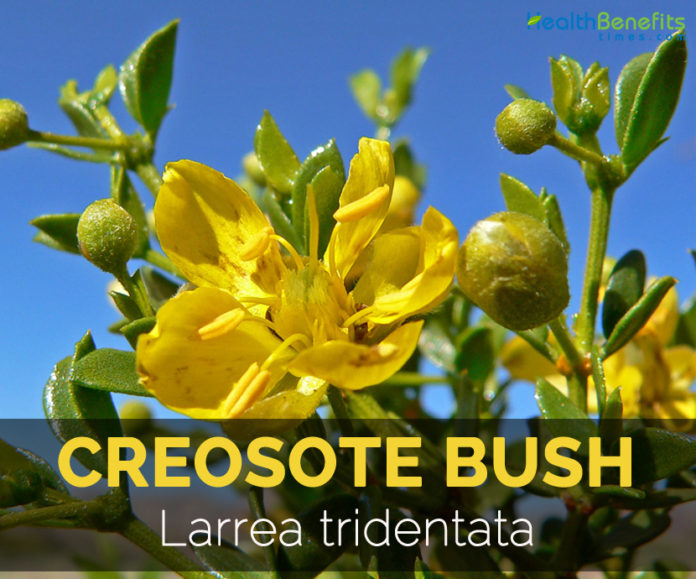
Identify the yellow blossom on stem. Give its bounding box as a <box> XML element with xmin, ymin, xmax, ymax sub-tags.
<box><xmin>136</xmin><ymin>138</ymin><xmax>458</xmax><ymax>426</ymax></box>
<box><xmin>502</xmin><ymin>287</ymin><xmax>696</xmax><ymax>427</ymax></box>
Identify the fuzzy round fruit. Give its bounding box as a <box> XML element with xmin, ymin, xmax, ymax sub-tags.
<box><xmin>495</xmin><ymin>99</ymin><xmax>557</xmax><ymax>154</ymax></box>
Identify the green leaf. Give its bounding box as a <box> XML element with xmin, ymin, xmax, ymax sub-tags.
<box><xmin>58</xmin><ymin>80</ymin><xmax>109</xmax><ymax>139</ymax></box>
<box><xmin>499</xmin><ymin>173</ymin><xmax>545</xmax><ymax>221</ymax></box>
<box><xmin>625</xmin><ymin>427</ymin><xmax>696</xmax><ymax>484</ymax></box>
<box><xmin>602</xmin><ymin>249</ymin><xmax>646</xmax><ymax>339</ymax></box>
<box><xmin>455</xmin><ymin>327</ymin><xmax>494</xmax><ymax>383</ymax></box>
<box><xmin>418</xmin><ymin>321</ymin><xmax>456</xmax><ymax>372</ymax></box>
<box><xmin>140</xmin><ymin>267</ymin><xmax>179</xmax><ymax>307</ymax></box>
<box><xmin>390</xmin><ymin>47</ymin><xmax>429</xmax><ymax>115</ymax></box>
<box><xmin>89</xmin><ymin>65</ymin><xmax>118</xmax><ymax>108</ymax></box>
<box><xmin>0</xmin><ymin>439</ymin><xmax>65</xmax><ymax>507</ymax></box>
<box><xmin>253</xmin><ymin>111</ymin><xmax>300</xmax><ymax>195</ymax></box>
<box><xmin>291</xmin><ymin>139</ymin><xmax>345</xmax><ymax>253</ymax></box>
<box><xmin>111</xmin><ymin>168</ymin><xmax>150</xmax><ymax>258</ymax></box>
<box><xmin>550</xmin><ymin>56</ymin><xmax>579</xmax><ymax>126</ymax></box>
<box><xmin>194</xmin><ymin>540</ymin><xmax>266</xmax><ymax>576</ymax></box>
<box><xmin>72</xmin><ymin>349</ymin><xmax>151</xmax><ymax>397</ymax></box>
<box><xmin>121</xmin><ymin>317</ymin><xmax>156</xmax><ymax>349</ymax></box>
<box><xmin>504</xmin><ymin>84</ymin><xmax>531</xmax><ymax>100</ymax></box>
<box><xmin>30</xmin><ymin>213</ymin><xmax>81</xmax><ymax>254</ymax></box>
<box><xmin>603</xmin><ymin>276</ymin><xmax>677</xmax><ymax>358</ymax></box>
<box><xmin>349</xmin><ymin>69</ymin><xmax>382</xmax><ymax>120</ymax></box>
<box><xmin>599</xmin><ymin>510</ymin><xmax>671</xmax><ymax>553</ymax></box>
<box><xmin>109</xmin><ymin>291</ymin><xmax>141</xmax><ymax>321</ymax></box>
<box><xmin>118</xmin><ymin>20</ymin><xmax>178</xmax><ymax>136</ymax></box>
<box><xmin>392</xmin><ymin>139</ymin><xmax>426</xmax><ymax>190</ymax></box>
<box><xmin>261</xmin><ymin>189</ymin><xmax>303</xmax><ymax>250</ymax></box>
<box><xmin>600</xmin><ymin>388</ymin><xmax>624</xmax><ymax>450</ymax></box>
<box><xmin>43</xmin><ymin>333</ymin><xmax>122</xmax><ymax>477</ymax></box>
<box><xmin>541</xmin><ymin>192</ymin><xmax>569</xmax><ymax>251</ymax></box>
<box><xmin>616</xmin><ymin>31</ymin><xmax>687</xmax><ymax>172</ymax></box>
<box><xmin>535</xmin><ymin>378</ymin><xmax>597</xmax><ymax>453</ymax></box>
<box><xmin>277</xmin><ymin>494</ymin><xmax>359</xmax><ymax>575</ymax></box>
<box><xmin>527</xmin><ymin>14</ymin><xmax>541</xmax><ymax>26</ymax></box>
<box><xmin>674</xmin><ymin>296</ymin><xmax>696</xmax><ymax>347</ymax></box>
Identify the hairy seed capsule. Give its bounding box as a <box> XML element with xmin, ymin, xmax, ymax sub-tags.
<box><xmin>495</xmin><ymin>99</ymin><xmax>557</xmax><ymax>154</ymax></box>
<box><xmin>457</xmin><ymin>212</ymin><xmax>569</xmax><ymax>330</ymax></box>
<box><xmin>0</xmin><ymin>100</ymin><xmax>29</xmax><ymax>151</ymax></box>
<box><xmin>77</xmin><ymin>199</ymin><xmax>138</xmax><ymax>274</ymax></box>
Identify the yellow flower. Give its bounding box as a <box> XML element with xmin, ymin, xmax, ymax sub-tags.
<box><xmin>136</xmin><ymin>138</ymin><xmax>458</xmax><ymax>422</ymax></box>
<box><xmin>502</xmin><ymin>287</ymin><xmax>696</xmax><ymax>425</ymax></box>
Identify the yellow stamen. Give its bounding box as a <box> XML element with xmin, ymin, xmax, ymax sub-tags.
<box><xmin>342</xmin><ymin>305</ymin><xmax>376</xmax><ymax>329</ymax></box>
<box><xmin>271</xmin><ymin>234</ymin><xmax>305</xmax><ymax>271</ymax></box>
<box><xmin>333</xmin><ymin>185</ymin><xmax>390</xmax><ymax>223</ymax></box>
<box><xmin>198</xmin><ymin>309</ymin><xmax>246</xmax><ymax>340</ymax></box>
<box><xmin>307</xmin><ymin>185</ymin><xmax>320</xmax><ymax>263</ymax></box>
<box><xmin>261</xmin><ymin>333</ymin><xmax>313</xmax><ymax>371</ymax></box>
<box><xmin>222</xmin><ymin>363</ymin><xmax>260</xmax><ymax>416</ymax></box>
<box><xmin>240</xmin><ymin>227</ymin><xmax>274</xmax><ymax>260</ymax></box>
<box><xmin>227</xmin><ymin>370</ymin><xmax>272</xmax><ymax>418</ymax></box>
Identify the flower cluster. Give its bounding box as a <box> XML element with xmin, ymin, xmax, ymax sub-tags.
<box><xmin>136</xmin><ymin>139</ymin><xmax>458</xmax><ymax>421</ymax></box>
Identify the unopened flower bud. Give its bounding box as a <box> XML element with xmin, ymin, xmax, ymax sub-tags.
<box><xmin>119</xmin><ymin>401</ymin><xmax>153</xmax><ymax>437</ymax></box>
<box><xmin>77</xmin><ymin>199</ymin><xmax>137</xmax><ymax>273</ymax></box>
<box><xmin>0</xmin><ymin>100</ymin><xmax>29</xmax><ymax>151</ymax></box>
<box><xmin>457</xmin><ymin>212</ymin><xmax>569</xmax><ymax>330</ymax></box>
<box><xmin>495</xmin><ymin>99</ymin><xmax>556</xmax><ymax>154</ymax></box>
<box><xmin>242</xmin><ymin>152</ymin><xmax>266</xmax><ymax>186</ymax></box>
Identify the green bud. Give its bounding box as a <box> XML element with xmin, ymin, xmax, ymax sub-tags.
<box><xmin>0</xmin><ymin>99</ymin><xmax>29</xmax><ymax>150</ymax></box>
<box><xmin>495</xmin><ymin>99</ymin><xmax>556</xmax><ymax>154</ymax></box>
<box><xmin>242</xmin><ymin>151</ymin><xmax>267</xmax><ymax>186</ymax></box>
<box><xmin>119</xmin><ymin>401</ymin><xmax>153</xmax><ymax>437</ymax></box>
<box><xmin>77</xmin><ymin>199</ymin><xmax>138</xmax><ymax>273</ymax></box>
<box><xmin>457</xmin><ymin>212</ymin><xmax>569</xmax><ymax>331</ymax></box>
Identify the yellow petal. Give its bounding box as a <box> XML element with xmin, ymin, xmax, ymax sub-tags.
<box><xmin>136</xmin><ymin>287</ymin><xmax>284</xmax><ymax>419</ymax></box>
<box><xmin>288</xmin><ymin>321</ymin><xmax>423</xmax><ymax>390</ymax></box>
<box><xmin>381</xmin><ymin>176</ymin><xmax>421</xmax><ymax>232</ymax></box>
<box><xmin>354</xmin><ymin>208</ymin><xmax>458</xmax><ymax>324</ymax></box>
<box><xmin>664</xmin><ymin>345</ymin><xmax>696</xmax><ymax>391</ymax></box>
<box><xmin>221</xmin><ymin>377</ymin><xmax>328</xmax><ymax>439</ymax></box>
<box><xmin>501</xmin><ymin>336</ymin><xmax>558</xmax><ymax>382</ymax></box>
<box><xmin>155</xmin><ymin>160</ymin><xmax>286</xmax><ymax>303</ymax></box>
<box><xmin>326</xmin><ymin>139</ymin><xmax>394</xmax><ymax>278</ymax></box>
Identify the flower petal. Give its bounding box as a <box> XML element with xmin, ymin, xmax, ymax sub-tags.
<box><xmin>354</xmin><ymin>207</ymin><xmax>458</xmax><ymax>323</ymax></box>
<box><xmin>155</xmin><ymin>160</ymin><xmax>286</xmax><ymax>300</ymax></box>
<box><xmin>326</xmin><ymin>139</ymin><xmax>394</xmax><ymax>278</ymax></box>
<box><xmin>288</xmin><ymin>321</ymin><xmax>423</xmax><ymax>390</ymax></box>
<box><xmin>136</xmin><ymin>286</ymin><xmax>284</xmax><ymax>419</ymax></box>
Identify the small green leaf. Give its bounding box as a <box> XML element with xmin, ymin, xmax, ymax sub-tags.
<box><xmin>291</xmin><ymin>139</ymin><xmax>345</xmax><ymax>252</ymax></box>
<box><xmin>418</xmin><ymin>321</ymin><xmax>456</xmax><ymax>372</ymax></box>
<box><xmin>625</xmin><ymin>427</ymin><xmax>696</xmax><ymax>484</ymax></box>
<box><xmin>111</xmin><ymin>168</ymin><xmax>150</xmax><ymax>258</ymax></box>
<box><xmin>72</xmin><ymin>349</ymin><xmax>150</xmax><ymax>397</ymax></box>
<box><xmin>0</xmin><ymin>439</ymin><xmax>65</xmax><ymax>507</ymax></box>
<box><xmin>455</xmin><ymin>327</ymin><xmax>494</xmax><ymax>383</ymax></box>
<box><xmin>504</xmin><ymin>84</ymin><xmax>531</xmax><ymax>100</ymax></box>
<box><xmin>119</xmin><ymin>20</ymin><xmax>178</xmax><ymax>136</ymax></box>
<box><xmin>541</xmin><ymin>192</ymin><xmax>569</xmax><ymax>251</ymax></box>
<box><xmin>499</xmin><ymin>173</ymin><xmax>545</xmax><ymax>221</ymax></box>
<box><xmin>261</xmin><ymin>189</ymin><xmax>303</xmax><ymax>251</ymax></box>
<box><xmin>603</xmin><ymin>276</ymin><xmax>677</xmax><ymax>358</ymax></box>
<box><xmin>139</xmin><ymin>267</ymin><xmax>179</xmax><ymax>307</ymax></box>
<box><xmin>599</xmin><ymin>510</ymin><xmax>671</xmax><ymax>553</ymax></box>
<box><xmin>31</xmin><ymin>213</ymin><xmax>81</xmax><ymax>254</ymax></box>
<box><xmin>254</xmin><ymin>111</ymin><xmax>300</xmax><ymax>195</ymax></box>
<box><xmin>43</xmin><ymin>333</ymin><xmax>122</xmax><ymax>477</ymax></box>
<box><xmin>121</xmin><ymin>317</ymin><xmax>156</xmax><ymax>349</ymax></box>
<box><xmin>89</xmin><ymin>65</ymin><xmax>118</xmax><ymax>108</ymax></box>
<box><xmin>277</xmin><ymin>494</ymin><xmax>359</xmax><ymax>575</ymax></box>
<box><xmin>602</xmin><ymin>249</ymin><xmax>646</xmax><ymax>338</ymax></box>
<box><xmin>550</xmin><ymin>56</ymin><xmax>578</xmax><ymax>125</ymax></box>
<box><xmin>535</xmin><ymin>378</ymin><xmax>597</xmax><ymax>453</ymax></box>
<box><xmin>674</xmin><ymin>296</ymin><xmax>696</xmax><ymax>347</ymax></box>
<box><xmin>349</xmin><ymin>69</ymin><xmax>382</xmax><ymax>120</ymax></box>
<box><xmin>392</xmin><ymin>139</ymin><xmax>426</xmax><ymax>190</ymax></box>
<box><xmin>58</xmin><ymin>80</ymin><xmax>109</xmax><ymax>139</ymax></box>
<box><xmin>390</xmin><ymin>47</ymin><xmax>429</xmax><ymax>115</ymax></box>
<box><xmin>600</xmin><ymin>389</ymin><xmax>624</xmax><ymax>450</ymax></box>
<box><xmin>616</xmin><ymin>31</ymin><xmax>687</xmax><ymax>172</ymax></box>
<box><xmin>527</xmin><ymin>14</ymin><xmax>542</xmax><ymax>26</ymax></box>
<box><xmin>194</xmin><ymin>540</ymin><xmax>266</xmax><ymax>575</ymax></box>
<box><xmin>109</xmin><ymin>291</ymin><xmax>141</xmax><ymax>321</ymax></box>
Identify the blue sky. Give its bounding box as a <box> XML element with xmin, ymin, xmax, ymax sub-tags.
<box><xmin>1</xmin><ymin>0</ymin><xmax>694</xmax><ymax>418</ymax></box>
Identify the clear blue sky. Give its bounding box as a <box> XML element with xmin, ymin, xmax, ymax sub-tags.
<box><xmin>1</xmin><ymin>0</ymin><xmax>694</xmax><ymax>418</ymax></box>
